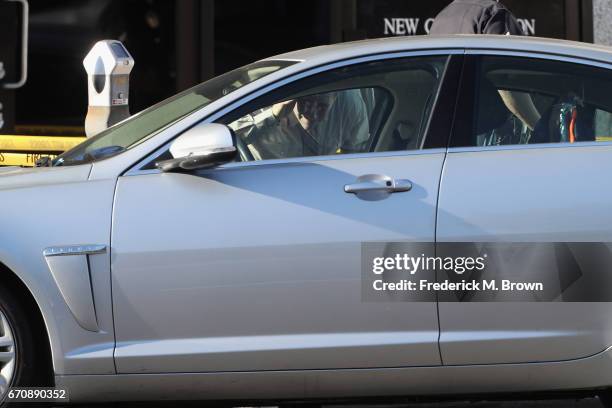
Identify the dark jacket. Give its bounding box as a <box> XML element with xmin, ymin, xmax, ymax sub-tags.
<box><xmin>429</xmin><ymin>0</ymin><xmax>523</xmax><ymax>35</ymax></box>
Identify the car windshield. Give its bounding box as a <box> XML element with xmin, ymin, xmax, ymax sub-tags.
<box><xmin>53</xmin><ymin>59</ymin><xmax>297</xmax><ymax>166</ymax></box>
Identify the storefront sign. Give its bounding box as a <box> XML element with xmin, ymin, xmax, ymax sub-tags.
<box><xmin>357</xmin><ymin>0</ymin><xmax>567</xmax><ymax>39</ymax></box>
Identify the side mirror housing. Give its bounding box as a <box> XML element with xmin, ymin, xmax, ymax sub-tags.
<box><xmin>157</xmin><ymin>123</ymin><xmax>237</xmax><ymax>172</ymax></box>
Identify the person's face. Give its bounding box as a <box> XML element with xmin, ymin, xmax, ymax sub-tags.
<box><xmin>296</xmin><ymin>93</ymin><xmax>337</xmax><ymax>124</ymax></box>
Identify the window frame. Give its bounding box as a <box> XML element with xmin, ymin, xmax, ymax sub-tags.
<box><xmin>126</xmin><ymin>50</ymin><xmax>464</xmax><ymax>176</ymax></box>
<box><xmin>449</xmin><ymin>50</ymin><xmax>612</xmax><ymax>151</ymax></box>
<box><xmin>216</xmin><ymin>56</ymin><xmax>451</xmax><ymax>163</ymax></box>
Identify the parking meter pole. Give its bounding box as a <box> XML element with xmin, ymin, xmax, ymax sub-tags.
<box><xmin>83</xmin><ymin>40</ymin><xmax>134</xmax><ymax>137</ymax></box>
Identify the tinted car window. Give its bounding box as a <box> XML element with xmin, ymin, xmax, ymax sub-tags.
<box><xmin>464</xmin><ymin>56</ymin><xmax>612</xmax><ymax>147</ymax></box>
<box><xmin>220</xmin><ymin>56</ymin><xmax>449</xmax><ymax>162</ymax></box>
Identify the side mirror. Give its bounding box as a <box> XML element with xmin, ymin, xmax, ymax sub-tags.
<box><xmin>156</xmin><ymin>123</ymin><xmax>237</xmax><ymax>172</ymax></box>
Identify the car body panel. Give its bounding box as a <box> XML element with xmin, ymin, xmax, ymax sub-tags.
<box><xmin>0</xmin><ymin>164</ymin><xmax>115</xmax><ymax>374</ymax></box>
<box><xmin>437</xmin><ymin>144</ymin><xmax>612</xmax><ymax>364</ymax></box>
<box><xmin>0</xmin><ymin>164</ymin><xmax>91</xmax><ymax>190</ymax></box>
<box><xmin>112</xmin><ymin>151</ymin><xmax>444</xmax><ymax>373</ymax></box>
<box><xmin>58</xmin><ymin>345</ymin><xmax>612</xmax><ymax>403</ymax></box>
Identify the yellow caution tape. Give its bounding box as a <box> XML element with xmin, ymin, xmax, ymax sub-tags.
<box><xmin>0</xmin><ymin>152</ymin><xmax>58</xmax><ymax>167</ymax></box>
<box><xmin>0</xmin><ymin>135</ymin><xmax>85</xmax><ymax>167</ymax></box>
<box><xmin>0</xmin><ymin>135</ymin><xmax>85</xmax><ymax>152</ymax></box>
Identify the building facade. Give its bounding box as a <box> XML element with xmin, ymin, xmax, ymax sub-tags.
<box><xmin>594</xmin><ymin>0</ymin><xmax>612</xmax><ymax>46</ymax></box>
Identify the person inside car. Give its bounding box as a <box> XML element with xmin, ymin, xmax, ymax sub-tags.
<box><xmin>241</xmin><ymin>89</ymin><xmax>370</xmax><ymax>160</ymax></box>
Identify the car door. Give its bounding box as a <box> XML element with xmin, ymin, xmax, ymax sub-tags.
<box><xmin>437</xmin><ymin>52</ymin><xmax>612</xmax><ymax>365</ymax></box>
<box><xmin>111</xmin><ymin>52</ymin><xmax>460</xmax><ymax>373</ymax></box>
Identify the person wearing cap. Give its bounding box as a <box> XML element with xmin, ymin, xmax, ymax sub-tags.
<box><xmin>429</xmin><ymin>0</ymin><xmax>524</xmax><ymax>36</ymax></box>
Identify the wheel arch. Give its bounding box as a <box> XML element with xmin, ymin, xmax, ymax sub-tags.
<box><xmin>0</xmin><ymin>261</ymin><xmax>54</xmax><ymax>385</ymax></box>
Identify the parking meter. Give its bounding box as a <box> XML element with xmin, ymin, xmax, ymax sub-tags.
<box><xmin>83</xmin><ymin>40</ymin><xmax>134</xmax><ymax>137</ymax></box>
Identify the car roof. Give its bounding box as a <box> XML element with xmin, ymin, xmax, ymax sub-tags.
<box><xmin>267</xmin><ymin>35</ymin><xmax>612</xmax><ymax>67</ymax></box>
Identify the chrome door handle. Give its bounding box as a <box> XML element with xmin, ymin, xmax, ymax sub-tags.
<box><xmin>344</xmin><ymin>174</ymin><xmax>412</xmax><ymax>197</ymax></box>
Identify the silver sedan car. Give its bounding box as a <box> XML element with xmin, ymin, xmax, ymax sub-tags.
<box><xmin>2</xmin><ymin>35</ymin><xmax>612</xmax><ymax>405</ymax></box>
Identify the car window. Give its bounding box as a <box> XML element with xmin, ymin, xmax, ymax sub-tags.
<box><xmin>464</xmin><ymin>56</ymin><xmax>612</xmax><ymax>147</ymax></box>
<box><xmin>218</xmin><ymin>55</ymin><xmax>449</xmax><ymax>162</ymax></box>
